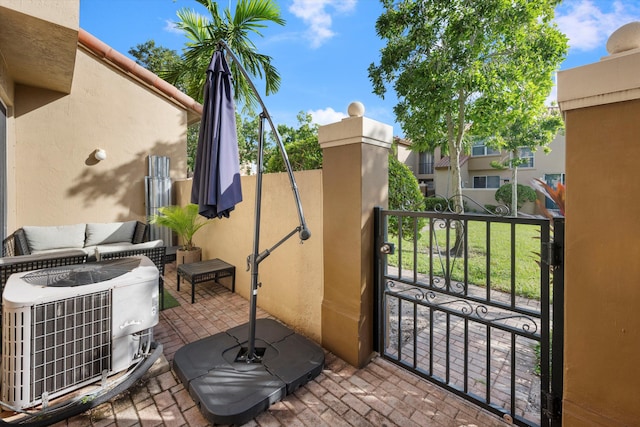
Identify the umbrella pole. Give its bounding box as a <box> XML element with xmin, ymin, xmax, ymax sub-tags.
<box><xmin>245</xmin><ymin>113</ymin><xmax>267</xmax><ymax>362</ymax></box>
<box><xmin>218</xmin><ymin>41</ymin><xmax>311</xmax><ymax>362</ymax></box>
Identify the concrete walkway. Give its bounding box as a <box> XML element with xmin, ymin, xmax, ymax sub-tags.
<box><xmin>51</xmin><ymin>263</ymin><xmax>510</xmax><ymax>427</ymax></box>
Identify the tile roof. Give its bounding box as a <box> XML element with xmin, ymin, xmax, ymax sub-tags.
<box><xmin>435</xmin><ymin>154</ymin><xmax>470</xmax><ymax>169</ymax></box>
<box><xmin>77</xmin><ymin>29</ymin><xmax>202</xmax><ymax>123</ymax></box>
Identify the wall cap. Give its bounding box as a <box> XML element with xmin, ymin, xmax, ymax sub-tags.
<box><xmin>318</xmin><ymin>113</ymin><xmax>392</xmax><ymax>150</ymax></box>
<box><xmin>559</xmin><ymin>21</ymin><xmax>640</xmax><ymax>111</ymax></box>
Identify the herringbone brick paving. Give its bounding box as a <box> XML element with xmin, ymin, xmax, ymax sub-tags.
<box><xmin>51</xmin><ymin>263</ymin><xmax>510</xmax><ymax>427</ymax></box>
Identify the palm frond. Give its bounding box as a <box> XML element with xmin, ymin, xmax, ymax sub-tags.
<box><xmin>168</xmin><ymin>0</ymin><xmax>284</xmax><ymax>106</ymax></box>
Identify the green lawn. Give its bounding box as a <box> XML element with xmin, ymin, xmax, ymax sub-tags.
<box><xmin>388</xmin><ymin>220</ymin><xmax>546</xmax><ymax>300</ymax></box>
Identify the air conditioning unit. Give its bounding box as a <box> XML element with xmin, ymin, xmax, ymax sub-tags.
<box><xmin>1</xmin><ymin>256</ymin><xmax>159</xmax><ymax>409</ymax></box>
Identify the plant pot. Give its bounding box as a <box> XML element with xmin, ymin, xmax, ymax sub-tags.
<box><xmin>176</xmin><ymin>247</ymin><xmax>202</xmax><ymax>265</ymax></box>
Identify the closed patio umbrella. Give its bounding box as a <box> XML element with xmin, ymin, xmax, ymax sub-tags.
<box><xmin>174</xmin><ymin>41</ymin><xmax>320</xmax><ymax>426</ymax></box>
<box><xmin>191</xmin><ymin>49</ymin><xmax>242</xmax><ymax>218</ymax></box>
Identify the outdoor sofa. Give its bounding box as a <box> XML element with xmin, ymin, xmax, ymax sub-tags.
<box><xmin>2</xmin><ymin>220</ymin><xmax>163</xmax><ymax>261</ymax></box>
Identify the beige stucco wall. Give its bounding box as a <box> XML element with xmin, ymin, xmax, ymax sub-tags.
<box><xmin>396</xmin><ymin>142</ymin><xmax>415</xmax><ymax>172</ymax></box>
<box><xmin>174</xmin><ymin>171</ymin><xmax>324</xmax><ymax>343</ymax></box>
<box><xmin>517</xmin><ymin>133</ymin><xmax>566</xmax><ymax>187</ymax></box>
<box><xmin>434</xmin><ymin>164</ymin><xmax>469</xmax><ymax>198</ymax></box>
<box><xmin>0</xmin><ymin>0</ymin><xmax>78</xmax><ymax>29</ymax></box>
<box><xmin>10</xmin><ymin>48</ymin><xmax>188</xmax><ymax>229</ymax></box>
<box><xmin>558</xmin><ymin>30</ymin><xmax>640</xmax><ymax>426</ymax></box>
<box><xmin>0</xmin><ymin>47</ymin><xmax>13</xmax><ymax>104</ymax></box>
<box><xmin>560</xmin><ymin>98</ymin><xmax>640</xmax><ymax>427</ymax></box>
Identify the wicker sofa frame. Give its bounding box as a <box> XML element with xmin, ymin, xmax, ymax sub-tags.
<box><xmin>1</xmin><ymin>221</ymin><xmax>149</xmax><ymax>257</ymax></box>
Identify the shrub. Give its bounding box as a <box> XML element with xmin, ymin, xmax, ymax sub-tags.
<box><xmin>425</xmin><ymin>196</ymin><xmax>449</xmax><ymax>212</ymax></box>
<box><xmin>484</xmin><ymin>204</ymin><xmax>498</xmax><ymax>214</ymax></box>
<box><xmin>388</xmin><ymin>155</ymin><xmax>426</xmax><ymax>237</ymax></box>
<box><xmin>495</xmin><ymin>183</ymin><xmax>537</xmax><ymax>209</ymax></box>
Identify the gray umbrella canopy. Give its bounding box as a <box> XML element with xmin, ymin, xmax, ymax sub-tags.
<box><xmin>191</xmin><ymin>50</ymin><xmax>243</xmax><ymax>219</ymax></box>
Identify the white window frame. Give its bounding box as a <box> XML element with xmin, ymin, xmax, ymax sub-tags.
<box><xmin>418</xmin><ymin>151</ymin><xmax>434</xmax><ymax>174</ymax></box>
<box><xmin>518</xmin><ymin>147</ymin><xmax>534</xmax><ymax>168</ymax></box>
<box><xmin>471</xmin><ymin>143</ymin><xmax>500</xmax><ymax>157</ymax></box>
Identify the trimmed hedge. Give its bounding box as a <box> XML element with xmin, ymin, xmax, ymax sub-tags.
<box><xmin>495</xmin><ymin>183</ymin><xmax>537</xmax><ymax>208</ymax></box>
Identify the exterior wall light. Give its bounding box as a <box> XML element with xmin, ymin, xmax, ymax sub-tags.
<box><xmin>94</xmin><ymin>148</ymin><xmax>107</xmax><ymax>161</ymax></box>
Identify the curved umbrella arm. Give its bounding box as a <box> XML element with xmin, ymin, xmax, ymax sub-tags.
<box><xmin>217</xmin><ymin>41</ymin><xmax>310</xmax><ymax>241</ymax></box>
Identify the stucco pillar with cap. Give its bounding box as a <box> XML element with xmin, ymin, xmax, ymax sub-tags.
<box><xmin>318</xmin><ymin>102</ymin><xmax>392</xmax><ymax>368</ymax></box>
<box><xmin>557</xmin><ymin>21</ymin><xmax>640</xmax><ymax>427</ymax></box>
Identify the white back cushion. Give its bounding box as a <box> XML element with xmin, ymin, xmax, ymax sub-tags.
<box><xmin>23</xmin><ymin>224</ymin><xmax>86</xmax><ymax>251</ymax></box>
<box><xmin>85</xmin><ymin>221</ymin><xmax>137</xmax><ymax>246</ymax></box>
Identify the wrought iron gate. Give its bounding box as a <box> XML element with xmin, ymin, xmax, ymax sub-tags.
<box><xmin>374</xmin><ymin>207</ymin><xmax>564</xmax><ymax>427</ymax></box>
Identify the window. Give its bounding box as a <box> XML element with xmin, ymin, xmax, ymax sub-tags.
<box><xmin>471</xmin><ymin>143</ymin><xmax>500</xmax><ymax>156</ymax></box>
<box><xmin>418</xmin><ymin>151</ymin><xmax>434</xmax><ymax>174</ymax></box>
<box><xmin>473</xmin><ymin>175</ymin><xmax>501</xmax><ymax>189</ymax></box>
<box><xmin>543</xmin><ymin>173</ymin><xmax>565</xmax><ymax>210</ymax></box>
<box><xmin>519</xmin><ymin>147</ymin><xmax>534</xmax><ymax>168</ymax></box>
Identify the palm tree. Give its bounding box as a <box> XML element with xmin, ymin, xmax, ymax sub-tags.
<box><xmin>164</xmin><ymin>0</ymin><xmax>285</xmax><ymax>108</ymax></box>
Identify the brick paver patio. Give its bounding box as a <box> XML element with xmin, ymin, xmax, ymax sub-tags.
<box><xmin>50</xmin><ymin>262</ymin><xmax>510</xmax><ymax>427</ymax></box>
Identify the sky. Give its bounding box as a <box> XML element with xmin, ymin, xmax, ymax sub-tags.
<box><xmin>80</xmin><ymin>0</ymin><xmax>640</xmax><ymax>136</ymax></box>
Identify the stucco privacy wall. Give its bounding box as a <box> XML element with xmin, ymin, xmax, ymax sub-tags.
<box><xmin>13</xmin><ymin>47</ymin><xmax>188</xmax><ymax>227</ymax></box>
<box><xmin>173</xmin><ymin>107</ymin><xmax>392</xmax><ymax>362</ymax></box>
<box><xmin>557</xmin><ymin>22</ymin><xmax>640</xmax><ymax>427</ymax></box>
<box><xmin>174</xmin><ymin>170</ymin><xmax>324</xmax><ymax>343</ymax></box>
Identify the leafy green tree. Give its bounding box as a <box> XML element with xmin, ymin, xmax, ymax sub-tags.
<box><xmin>186</xmin><ymin>124</ymin><xmax>199</xmax><ymax>173</ymax></box>
<box><xmin>369</xmin><ymin>0</ymin><xmax>568</xmax><ymax>218</ymax></box>
<box><xmin>488</xmin><ymin>108</ymin><xmax>564</xmax><ymax>216</ymax></box>
<box><xmin>128</xmin><ymin>40</ymin><xmax>181</xmax><ymax>81</ymax></box>
<box><xmin>265</xmin><ymin>112</ymin><xmax>321</xmax><ymax>173</ymax></box>
<box><xmin>164</xmin><ymin>0</ymin><xmax>285</xmax><ymax>109</ymax></box>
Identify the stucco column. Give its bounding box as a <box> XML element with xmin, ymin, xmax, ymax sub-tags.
<box><xmin>557</xmin><ymin>22</ymin><xmax>640</xmax><ymax>427</ymax></box>
<box><xmin>318</xmin><ymin>102</ymin><xmax>392</xmax><ymax>367</ymax></box>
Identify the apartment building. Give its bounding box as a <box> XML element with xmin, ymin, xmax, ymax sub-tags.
<box><xmin>397</xmin><ymin>133</ymin><xmax>565</xmax><ymax>214</ymax></box>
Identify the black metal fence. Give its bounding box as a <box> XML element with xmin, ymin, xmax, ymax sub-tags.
<box><xmin>374</xmin><ymin>207</ymin><xmax>564</xmax><ymax>427</ymax></box>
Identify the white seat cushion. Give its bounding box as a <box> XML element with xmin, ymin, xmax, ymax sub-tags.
<box><xmin>94</xmin><ymin>240</ymin><xmax>164</xmax><ymax>260</ymax></box>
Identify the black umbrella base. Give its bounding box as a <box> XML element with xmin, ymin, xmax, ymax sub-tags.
<box><xmin>173</xmin><ymin>318</ymin><xmax>325</xmax><ymax>425</ymax></box>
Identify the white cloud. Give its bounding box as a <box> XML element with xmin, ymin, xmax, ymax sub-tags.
<box><xmin>545</xmin><ymin>83</ymin><xmax>558</xmax><ymax>106</ymax></box>
<box><xmin>289</xmin><ymin>0</ymin><xmax>357</xmax><ymax>48</ymax></box>
<box><xmin>164</xmin><ymin>19</ymin><xmax>182</xmax><ymax>34</ymax></box>
<box><xmin>309</xmin><ymin>107</ymin><xmax>347</xmax><ymax>125</ymax></box>
<box><xmin>556</xmin><ymin>0</ymin><xmax>640</xmax><ymax>51</ymax></box>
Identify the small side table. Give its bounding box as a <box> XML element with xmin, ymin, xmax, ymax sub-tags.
<box><xmin>177</xmin><ymin>258</ymin><xmax>236</xmax><ymax>304</ymax></box>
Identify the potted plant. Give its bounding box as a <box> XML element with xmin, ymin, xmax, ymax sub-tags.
<box><xmin>151</xmin><ymin>204</ymin><xmax>210</xmax><ymax>265</ymax></box>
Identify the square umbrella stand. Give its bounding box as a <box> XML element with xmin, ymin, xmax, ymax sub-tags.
<box><xmin>173</xmin><ymin>319</ymin><xmax>324</xmax><ymax>425</ymax></box>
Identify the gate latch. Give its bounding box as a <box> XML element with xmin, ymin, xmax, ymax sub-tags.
<box><xmin>380</xmin><ymin>242</ymin><xmax>395</xmax><ymax>255</ymax></box>
<box><xmin>542</xmin><ymin>390</ymin><xmax>562</xmax><ymax>419</ymax></box>
<box><xmin>545</xmin><ymin>242</ymin><xmax>562</xmax><ymax>267</ymax></box>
